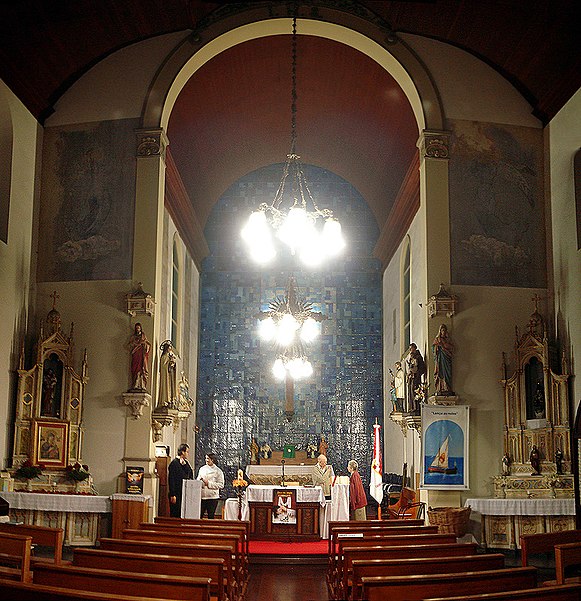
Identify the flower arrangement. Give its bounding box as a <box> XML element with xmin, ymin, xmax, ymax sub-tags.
<box><xmin>65</xmin><ymin>462</ymin><xmax>91</xmax><ymax>482</ymax></box>
<box><xmin>15</xmin><ymin>459</ymin><xmax>43</xmax><ymax>480</ymax></box>
<box><xmin>233</xmin><ymin>469</ymin><xmax>248</xmax><ymax>489</ymax></box>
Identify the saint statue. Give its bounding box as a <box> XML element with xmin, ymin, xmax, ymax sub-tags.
<box><xmin>530</xmin><ymin>445</ymin><xmax>541</xmax><ymax>475</ymax></box>
<box><xmin>406</xmin><ymin>343</ymin><xmax>426</xmax><ymax>413</ymax></box>
<box><xmin>555</xmin><ymin>448</ymin><xmax>564</xmax><ymax>475</ymax></box>
<box><xmin>501</xmin><ymin>453</ymin><xmax>511</xmax><ymax>476</ymax></box>
<box><xmin>249</xmin><ymin>438</ymin><xmax>259</xmax><ymax>464</ymax></box>
<box><xmin>127</xmin><ymin>323</ymin><xmax>151</xmax><ymax>391</ymax></box>
<box><xmin>432</xmin><ymin>324</ymin><xmax>454</xmax><ymax>395</ymax></box>
<box><xmin>158</xmin><ymin>340</ymin><xmax>177</xmax><ymax>408</ymax></box>
<box><xmin>41</xmin><ymin>368</ymin><xmax>58</xmax><ymax>416</ymax></box>
<box><xmin>319</xmin><ymin>435</ymin><xmax>329</xmax><ymax>457</ymax></box>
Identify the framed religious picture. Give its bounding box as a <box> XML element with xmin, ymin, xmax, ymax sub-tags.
<box><xmin>272</xmin><ymin>488</ymin><xmax>297</xmax><ymax>524</ymax></box>
<box><xmin>32</xmin><ymin>419</ymin><xmax>69</xmax><ymax>468</ymax></box>
<box><xmin>421</xmin><ymin>405</ymin><xmax>469</xmax><ymax>490</ymax></box>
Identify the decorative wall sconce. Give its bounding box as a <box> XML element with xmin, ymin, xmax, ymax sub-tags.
<box><xmin>427</xmin><ymin>284</ymin><xmax>457</xmax><ymax>318</ymax></box>
<box><xmin>126</xmin><ymin>282</ymin><xmax>155</xmax><ymax>317</ymax></box>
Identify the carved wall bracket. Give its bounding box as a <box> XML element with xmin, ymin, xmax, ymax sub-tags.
<box><xmin>122</xmin><ymin>392</ymin><xmax>151</xmax><ymax>419</ymax></box>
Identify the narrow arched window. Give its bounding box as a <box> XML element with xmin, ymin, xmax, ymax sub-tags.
<box><xmin>171</xmin><ymin>241</ymin><xmax>180</xmax><ymax>348</ymax></box>
<box><xmin>402</xmin><ymin>239</ymin><xmax>411</xmax><ymax>351</ymax></box>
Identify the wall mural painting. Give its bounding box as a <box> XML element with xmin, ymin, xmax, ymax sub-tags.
<box><xmin>37</xmin><ymin>118</ymin><xmax>138</xmax><ymax>281</ymax></box>
<box><xmin>197</xmin><ymin>164</ymin><xmax>383</xmax><ymax>496</ymax></box>
<box><xmin>449</xmin><ymin>120</ymin><xmax>546</xmax><ymax>288</ymax></box>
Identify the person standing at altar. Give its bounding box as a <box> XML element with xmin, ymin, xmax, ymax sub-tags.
<box><xmin>197</xmin><ymin>452</ymin><xmax>225</xmax><ymax>519</ymax></box>
<box><xmin>312</xmin><ymin>454</ymin><xmax>335</xmax><ymax>498</ymax></box>
<box><xmin>168</xmin><ymin>443</ymin><xmax>193</xmax><ymax>518</ymax></box>
<box><xmin>347</xmin><ymin>459</ymin><xmax>367</xmax><ymax>520</ymax></box>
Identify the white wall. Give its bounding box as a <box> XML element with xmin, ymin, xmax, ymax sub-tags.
<box><xmin>548</xmin><ymin>87</ymin><xmax>581</xmax><ymax>411</ymax></box>
<box><xmin>0</xmin><ymin>81</ymin><xmax>39</xmax><ymax>469</ymax></box>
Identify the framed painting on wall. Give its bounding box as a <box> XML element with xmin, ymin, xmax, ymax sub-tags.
<box><xmin>421</xmin><ymin>405</ymin><xmax>469</xmax><ymax>490</ymax></box>
<box><xmin>33</xmin><ymin>419</ymin><xmax>69</xmax><ymax>468</ymax></box>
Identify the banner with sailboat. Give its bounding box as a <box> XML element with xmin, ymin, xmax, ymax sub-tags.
<box><xmin>421</xmin><ymin>405</ymin><xmax>469</xmax><ymax>489</ymax></box>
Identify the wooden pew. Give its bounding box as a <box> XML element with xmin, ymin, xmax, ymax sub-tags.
<box><xmin>32</xmin><ymin>563</ymin><xmax>211</xmax><ymax>601</ymax></box>
<box><xmin>0</xmin><ymin>578</ymin><xmax>177</xmax><ymax>601</ymax></box>
<box><xmin>360</xmin><ymin>567</ymin><xmax>538</xmax><ymax>601</ymax></box>
<box><xmin>0</xmin><ymin>532</ymin><xmax>32</xmax><ymax>582</ymax></box>
<box><xmin>122</xmin><ymin>528</ymin><xmax>245</xmax><ymax>593</ymax></box>
<box><xmin>0</xmin><ymin>523</ymin><xmax>64</xmax><ymax>565</ymax></box>
<box><xmin>521</xmin><ymin>529</ymin><xmax>581</xmax><ymax>567</ymax></box>
<box><xmin>327</xmin><ymin>533</ymin><xmax>458</xmax><ymax>598</ymax></box>
<box><xmin>73</xmin><ymin>548</ymin><xmax>226</xmax><ymax>601</ymax></box>
<box><xmin>140</xmin><ymin>520</ymin><xmax>249</xmax><ymax>562</ymax></box>
<box><xmin>425</xmin><ymin>583</ymin><xmax>581</xmax><ymax>601</ymax></box>
<box><xmin>349</xmin><ymin>553</ymin><xmax>506</xmax><ymax>601</ymax></box>
<box><xmin>99</xmin><ymin>538</ymin><xmax>238</xmax><ymax>601</ymax></box>
<box><xmin>550</xmin><ymin>541</ymin><xmax>581</xmax><ymax>585</ymax></box>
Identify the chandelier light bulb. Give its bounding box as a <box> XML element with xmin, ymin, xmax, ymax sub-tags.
<box><xmin>272</xmin><ymin>358</ymin><xmax>286</xmax><ymax>381</ymax></box>
<box><xmin>277</xmin><ymin>313</ymin><xmax>299</xmax><ymax>346</ymax></box>
<box><xmin>258</xmin><ymin>317</ymin><xmax>276</xmax><ymax>341</ymax></box>
<box><xmin>300</xmin><ymin>317</ymin><xmax>319</xmax><ymax>343</ymax></box>
<box><xmin>322</xmin><ymin>218</ymin><xmax>345</xmax><ymax>255</ymax></box>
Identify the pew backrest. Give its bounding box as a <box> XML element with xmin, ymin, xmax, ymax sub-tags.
<box><xmin>349</xmin><ymin>554</ymin><xmax>505</xmax><ymax>601</ymax></box>
<box><xmin>424</xmin><ymin>583</ymin><xmax>581</xmax><ymax>601</ymax></box>
<box><xmin>32</xmin><ymin>563</ymin><xmax>211</xmax><ymax>601</ymax></box>
<box><xmin>360</xmin><ymin>567</ymin><xmax>538</xmax><ymax>601</ymax></box>
<box><xmin>0</xmin><ymin>577</ymin><xmax>175</xmax><ymax>601</ymax></box>
<box><xmin>0</xmin><ymin>523</ymin><xmax>63</xmax><ymax>564</ymax></box>
<box><xmin>520</xmin><ymin>529</ymin><xmax>581</xmax><ymax>566</ymax></box>
<box><xmin>555</xmin><ymin>541</ymin><xmax>581</xmax><ymax>585</ymax></box>
<box><xmin>0</xmin><ymin>532</ymin><xmax>32</xmax><ymax>582</ymax></box>
<box><xmin>73</xmin><ymin>548</ymin><xmax>225</xmax><ymax>600</ymax></box>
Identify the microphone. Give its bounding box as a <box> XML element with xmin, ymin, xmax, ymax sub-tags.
<box><xmin>281</xmin><ymin>459</ymin><xmax>286</xmax><ymax>487</ymax></box>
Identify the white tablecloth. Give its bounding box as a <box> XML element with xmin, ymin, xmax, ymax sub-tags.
<box><xmin>224</xmin><ymin>497</ymin><xmax>249</xmax><ymax>521</ymax></box>
<box><xmin>320</xmin><ymin>483</ymin><xmax>350</xmax><ymax>539</ymax></box>
<box><xmin>1</xmin><ymin>492</ymin><xmax>111</xmax><ymax>513</ymax></box>
<box><xmin>110</xmin><ymin>493</ymin><xmax>153</xmax><ymax>507</ymax></box>
<box><xmin>464</xmin><ymin>498</ymin><xmax>575</xmax><ymax>516</ymax></box>
<box><xmin>246</xmin><ymin>484</ymin><xmax>325</xmax><ymax>504</ymax></box>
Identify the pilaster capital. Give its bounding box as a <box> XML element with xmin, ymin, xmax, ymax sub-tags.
<box><xmin>417</xmin><ymin>130</ymin><xmax>450</xmax><ymax>160</ymax></box>
<box><xmin>136</xmin><ymin>128</ymin><xmax>169</xmax><ymax>160</ymax></box>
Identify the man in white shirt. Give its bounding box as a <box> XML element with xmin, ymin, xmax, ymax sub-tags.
<box><xmin>312</xmin><ymin>454</ymin><xmax>335</xmax><ymax>498</ymax></box>
<box><xmin>196</xmin><ymin>452</ymin><xmax>225</xmax><ymax>519</ymax></box>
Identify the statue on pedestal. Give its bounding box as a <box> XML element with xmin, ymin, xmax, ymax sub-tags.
<box><xmin>432</xmin><ymin>324</ymin><xmax>454</xmax><ymax>395</ymax></box>
<box><xmin>127</xmin><ymin>323</ymin><xmax>151</xmax><ymax>392</ymax></box>
<box><xmin>158</xmin><ymin>340</ymin><xmax>177</xmax><ymax>408</ymax></box>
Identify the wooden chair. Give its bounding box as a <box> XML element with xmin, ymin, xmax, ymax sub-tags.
<box><xmin>386</xmin><ymin>487</ymin><xmax>425</xmax><ymax>520</ymax></box>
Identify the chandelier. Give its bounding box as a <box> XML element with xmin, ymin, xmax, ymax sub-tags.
<box><xmin>241</xmin><ymin>15</ymin><xmax>345</xmax><ymax>267</ymax></box>
<box><xmin>257</xmin><ymin>277</ymin><xmax>325</xmax><ymax>381</ymax></box>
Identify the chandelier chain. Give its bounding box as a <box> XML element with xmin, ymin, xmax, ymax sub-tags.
<box><xmin>291</xmin><ymin>15</ymin><xmax>297</xmax><ymax>155</ymax></box>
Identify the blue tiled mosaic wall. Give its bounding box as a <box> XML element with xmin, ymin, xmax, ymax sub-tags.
<box><xmin>196</xmin><ymin>164</ymin><xmax>383</xmax><ymax>497</ymax></box>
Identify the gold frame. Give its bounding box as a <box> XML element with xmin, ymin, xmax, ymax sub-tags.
<box><xmin>33</xmin><ymin>419</ymin><xmax>69</xmax><ymax>468</ymax></box>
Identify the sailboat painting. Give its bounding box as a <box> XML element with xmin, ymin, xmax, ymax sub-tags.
<box><xmin>421</xmin><ymin>405</ymin><xmax>469</xmax><ymax>489</ymax></box>
<box><xmin>428</xmin><ymin>435</ymin><xmax>458</xmax><ymax>474</ymax></box>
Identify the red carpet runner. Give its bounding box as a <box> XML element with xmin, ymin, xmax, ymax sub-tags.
<box><xmin>249</xmin><ymin>540</ymin><xmax>327</xmax><ymax>555</ymax></box>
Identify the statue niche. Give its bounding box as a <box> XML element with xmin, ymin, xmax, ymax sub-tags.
<box><xmin>497</xmin><ymin>296</ymin><xmax>572</xmax><ymax>498</ymax></box>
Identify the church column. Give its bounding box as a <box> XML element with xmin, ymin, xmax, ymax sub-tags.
<box><xmin>416</xmin><ymin>130</ymin><xmax>462</xmax><ymax>508</ymax></box>
<box><xmin>118</xmin><ymin>129</ymin><xmax>169</xmax><ymax>512</ymax></box>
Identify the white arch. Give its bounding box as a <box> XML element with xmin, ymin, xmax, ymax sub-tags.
<box><xmin>147</xmin><ymin>18</ymin><xmax>432</xmax><ymax>134</ymax></box>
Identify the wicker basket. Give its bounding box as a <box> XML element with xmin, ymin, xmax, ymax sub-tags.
<box><xmin>428</xmin><ymin>506</ymin><xmax>471</xmax><ymax>537</ymax></box>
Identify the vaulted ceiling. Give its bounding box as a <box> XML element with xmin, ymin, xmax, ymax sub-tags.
<box><xmin>1</xmin><ymin>1</ymin><xmax>579</xmax><ymax>252</ymax></box>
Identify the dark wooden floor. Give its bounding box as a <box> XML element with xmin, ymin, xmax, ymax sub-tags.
<box><xmin>246</xmin><ymin>561</ymin><xmax>329</xmax><ymax>601</ymax></box>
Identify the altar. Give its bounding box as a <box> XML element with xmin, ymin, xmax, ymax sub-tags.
<box><xmin>224</xmin><ymin>483</ymin><xmax>349</xmax><ymax>540</ymax></box>
<box><xmin>465</xmin><ymin>497</ymin><xmax>575</xmax><ymax>550</ymax></box>
<box><xmin>1</xmin><ymin>491</ymin><xmax>111</xmax><ymax>546</ymax></box>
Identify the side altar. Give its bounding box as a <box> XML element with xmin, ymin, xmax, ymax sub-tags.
<box><xmin>468</xmin><ymin>302</ymin><xmax>574</xmax><ymax>549</ymax></box>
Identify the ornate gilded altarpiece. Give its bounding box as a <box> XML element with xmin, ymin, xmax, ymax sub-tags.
<box><xmin>12</xmin><ymin>299</ymin><xmax>88</xmax><ymax>488</ymax></box>
<box><xmin>496</xmin><ymin>299</ymin><xmax>572</xmax><ymax>499</ymax></box>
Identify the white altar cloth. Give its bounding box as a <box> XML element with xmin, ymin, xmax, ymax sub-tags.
<box><xmin>320</xmin><ymin>483</ymin><xmax>349</xmax><ymax>539</ymax></box>
<box><xmin>1</xmin><ymin>492</ymin><xmax>111</xmax><ymax>513</ymax></box>
<box><xmin>465</xmin><ymin>497</ymin><xmax>575</xmax><ymax>516</ymax></box>
<box><xmin>110</xmin><ymin>493</ymin><xmax>153</xmax><ymax>507</ymax></box>
<box><xmin>246</xmin><ymin>465</ymin><xmax>321</xmax><ymax>476</ymax></box>
<box><xmin>246</xmin><ymin>484</ymin><xmax>325</xmax><ymax>504</ymax></box>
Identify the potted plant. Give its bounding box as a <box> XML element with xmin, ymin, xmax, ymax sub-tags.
<box><xmin>65</xmin><ymin>462</ymin><xmax>91</xmax><ymax>492</ymax></box>
<box><xmin>15</xmin><ymin>459</ymin><xmax>43</xmax><ymax>490</ymax></box>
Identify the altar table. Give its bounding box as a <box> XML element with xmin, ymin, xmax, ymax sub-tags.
<box><xmin>1</xmin><ymin>491</ymin><xmax>111</xmax><ymax>546</ymax></box>
<box><xmin>224</xmin><ymin>483</ymin><xmax>349</xmax><ymax>539</ymax></box>
<box><xmin>246</xmin><ymin>464</ymin><xmax>329</xmax><ymax>486</ymax></box>
<box><xmin>464</xmin><ymin>497</ymin><xmax>575</xmax><ymax>549</ymax></box>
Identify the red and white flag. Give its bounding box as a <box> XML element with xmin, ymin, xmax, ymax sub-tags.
<box><xmin>370</xmin><ymin>420</ymin><xmax>383</xmax><ymax>505</ymax></box>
